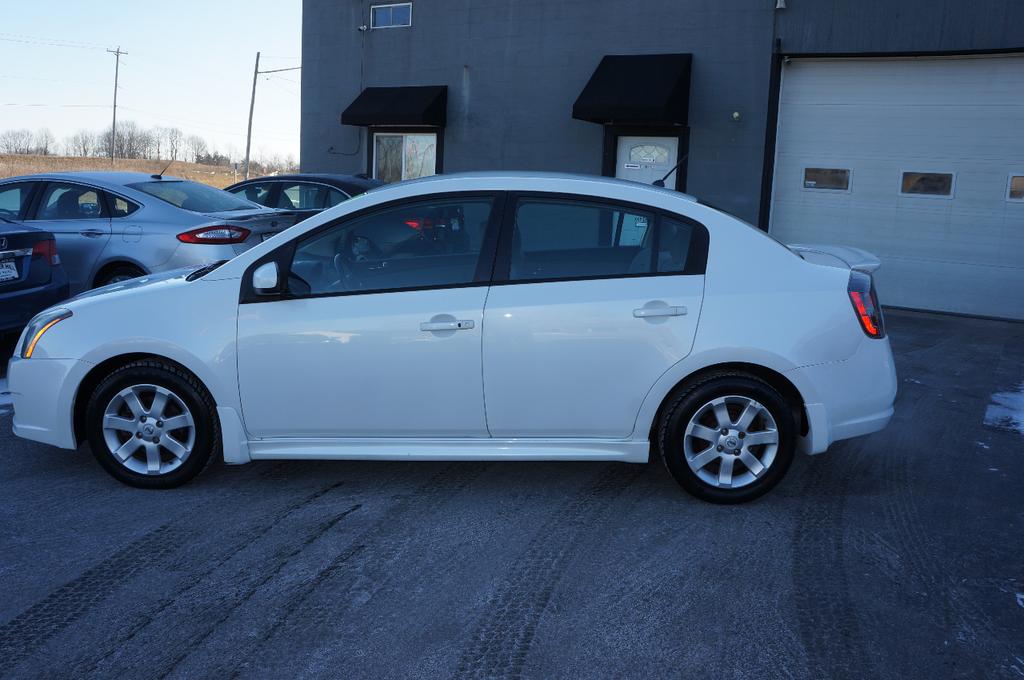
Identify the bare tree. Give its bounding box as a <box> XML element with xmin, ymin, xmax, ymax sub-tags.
<box><xmin>67</xmin><ymin>129</ymin><xmax>95</xmax><ymax>157</ymax></box>
<box><xmin>33</xmin><ymin>128</ymin><xmax>55</xmax><ymax>155</ymax></box>
<box><xmin>166</xmin><ymin>127</ymin><xmax>183</xmax><ymax>161</ymax></box>
<box><xmin>0</xmin><ymin>129</ymin><xmax>33</xmax><ymax>154</ymax></box>
<box><xmin>185</xmin><ymin>134</ymin><xmax>207</xmax><ymax>163</ymax></box>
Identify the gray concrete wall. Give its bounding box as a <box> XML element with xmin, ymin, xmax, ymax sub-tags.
<box><xmin>302</xmin><ymin>0</ymin><xmax>777</xmax><ymax>221</ymax></box>
<box><xmin>775</xmin><ymin>0</ymin><xmax>1024</xmax><ymax>54</ymax></box>
<box><xmin>301</xmin><ymin>1</ymin><xmax>1024</xmax><ymax>223</ymax></box>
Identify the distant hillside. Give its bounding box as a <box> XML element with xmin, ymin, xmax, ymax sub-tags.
<box><xmin>0</xmin><ymin>154</ymin><xmax>245</xmax><ymax>188</ymax></box>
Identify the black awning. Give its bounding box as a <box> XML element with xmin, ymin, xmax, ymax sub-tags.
<box><xmin>572</xmin><ymin>54</ymin><xmax>692</xmax><ymax>126</ymax></box>
<box><xmin>341</xmin><ymin>86</ymin><xmax>447</xmax><ymax>127</ymax></box>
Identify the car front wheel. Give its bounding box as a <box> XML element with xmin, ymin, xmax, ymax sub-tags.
<box><xmin>85</xmin><ymin>360</ymin><xmax>220</xmax><ymax>488</ymax></box>
<box><xmin>658</xmin><ymin>373</ymin><xmax>796</xmax><ymax>504</ymax></box>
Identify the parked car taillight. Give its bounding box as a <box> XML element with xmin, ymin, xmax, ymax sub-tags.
<box><xmin>31</xmin><ymin>238</ymin><xmax>60</xmax><ymax>266</ymax></box>
<box><xmin>177</xmin><ymin>226</ymin><xmax>251</xmax><ymax>245</ymax></box>
<box><xmin>848</xmin><ymin>270</ymin><xmax>885</xmax><ymax>339</ymax></box>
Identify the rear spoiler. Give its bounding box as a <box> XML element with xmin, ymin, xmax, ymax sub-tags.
<box><xmin>787</xmin><ymin>243</ymin><xmax>881</xmax><ymax>273</ymax></box>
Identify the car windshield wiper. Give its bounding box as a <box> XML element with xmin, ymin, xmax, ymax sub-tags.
<box><xmin>186</xmin><ymin>260</ymin><xmax>229</xmax><ymax>282</ymax></box>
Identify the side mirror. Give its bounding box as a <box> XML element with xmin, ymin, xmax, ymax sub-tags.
<box><xmin>252</xmin><ymin>261</ymin><xmax>280</xmax><ymax>294</ymax></box>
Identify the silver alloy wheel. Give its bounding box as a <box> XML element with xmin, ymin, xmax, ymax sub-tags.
<box><xmin>101</xmin><ymin>384</ymin><xmax>196</xmax><ymax>476</ymax></box>
<box><xmin>682</xmin><ymin>395</ymin><xmax>780</xmax><ymax>489</ymax></box>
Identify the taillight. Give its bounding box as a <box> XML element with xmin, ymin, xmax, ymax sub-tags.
<box><xmin>177</xmin><ymin>226</ymin><xmax>251</xmax><ymax>245</ymax></box>
<box><xmin>31</xmin><ymin>238</ymin><xmax>60</xmax><ymax>266</ymax></box>
<box><xmin>848</xmin><ymin>271</ymin><xmax>885</xmax><ymax>338</ymax></box>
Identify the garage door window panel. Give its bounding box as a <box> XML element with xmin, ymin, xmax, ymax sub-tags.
<box><xmin>803</xmin><ymin>168</ymin><xmax>851</xmax><ymax>192</ymax></box>
<box><xmin>288</xmin><ymin>195</ymin><xmax>497</xmax><ymax>297</ymax></box>
<box><xmin>901</xmin><ymin>172</ymin><xmax>955</xmax><ymax>198</ymax></box>
<box><xmin>1007</xmin><ymin>175</ymin><xmax>1024</xmax><ymax>201</ymax></box>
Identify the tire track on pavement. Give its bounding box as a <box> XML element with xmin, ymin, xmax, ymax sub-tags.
<box><xmin>154</xmin><ymin>503</ymin><xmax>363</xmax><ymax>679</ymax></box>
<box><xmin>70</xmin><ymin>476</ymin><xmax>349</xmax><ymax>677</ymax></box>
<box><xmin>223</xmin><ymin>461</ymin><xmax>492</xmax><ymax>679</ymax></box>
<box><xmin>0</xmin><ymin>522</ymin><xmax>187</xmax><ymax>677</ymax></box>
<box><xmin>454</xmin><ymin>463</ymin><xmax>642</xmax><ymax>680</ymax></box>
<box><xmin>790</xmin><ymin>447</ymin><xmax>876</xmax><ymax>680</ymax></box>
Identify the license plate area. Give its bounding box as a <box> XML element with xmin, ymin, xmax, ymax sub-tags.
<box><xmin>0</xmin><ymin>259</ymin><xmax>18</xmax><ymax>283</ymax></box>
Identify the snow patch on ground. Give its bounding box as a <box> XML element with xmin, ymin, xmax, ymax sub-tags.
<box><xmin>984</xmin><ymin>382</ymin><xmax>1024</xmax><ymax>435</ymax></box>
<box><xmin>976</xmin><ymin>441</ymin><xmax>991</xmax><ymax>450</ymax></box>
<box><xmin>1017</xmin><ymin>592</ymin><xmax>1024</xmax><ymax>609</ymax></box>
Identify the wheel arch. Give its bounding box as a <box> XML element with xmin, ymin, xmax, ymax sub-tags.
<box><xmin>92</xmin><ymin>260</ymin><xmax>148</xmax><ymax>288</ymax></box>
<box><xmin>72</xmin><ymin>352</ymin><xmax>217</xmax><ymax>446</ymax></box>
<box><xmin>645</xmin><ymin>361</ymin><xmax>809</xmax><ymax>446</ymax></box>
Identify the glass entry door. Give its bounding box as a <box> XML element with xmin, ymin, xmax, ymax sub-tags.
<box><xmin>373</xmin><ymin>132</ymin><xmax>438</xmax><ymax>183</ymax></box>
<box><xmin>615</xmin><ymin>136</ymin><xmax>679</xmax><ymax>187</ymax></box>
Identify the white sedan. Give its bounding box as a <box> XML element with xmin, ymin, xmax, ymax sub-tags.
<box><xmin>6</xmin><ymin>173</ymin><xmax>896</xmax><ymax>503</ymax></box>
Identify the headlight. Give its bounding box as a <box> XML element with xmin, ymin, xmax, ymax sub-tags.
<box><xmin>21</xmin><ymin>308</ymin><xmax>73</xmax><ymax>359</ymax></box>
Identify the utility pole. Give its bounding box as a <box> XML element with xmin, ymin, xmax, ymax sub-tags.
<box><xmin>243</xmin><ymin>51</ymin><xmax>260</xmax><ymax>180</ymax></box>
<box><xmin>243</xmin><ymin>52</ymin><xmax>301</xmax><ymax>180</ymax></box>
<box><xmin>107</xmin><ymin>46</ymin><xmax>127</xmax><ymax>165</ymax></box>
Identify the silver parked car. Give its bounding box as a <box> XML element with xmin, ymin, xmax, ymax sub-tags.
<box><xmin>0</xmin><ymin>172</ymin><xmax>298</xmax><ymax>294</ymax></box>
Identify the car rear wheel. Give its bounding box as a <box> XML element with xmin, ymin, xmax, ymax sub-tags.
<box><xmin>658</xmin><ymin>373</ymin><xmax>796</xmax><ymax>504</ymax></box>
<box><xmin>85</xmin><ymin>360</ymin><xmax>219</xmax><ymax>488</ymax></box>
<box><xmin>95</xmin><ymin>264</ymin><xmax>145</xmax><ymax>288</ymax></box>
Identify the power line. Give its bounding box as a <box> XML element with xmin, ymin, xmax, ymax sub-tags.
<box><xmin>0</xmin><ymin>34</ymin><xmax>107</xmax><ymax>51</ymax></box>
<box><xmin>0</xmin><ymin>103</ymin><xmax>107</xmax><ymax>108</ymax></box>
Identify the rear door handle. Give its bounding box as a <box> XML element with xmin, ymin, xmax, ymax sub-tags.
<box><xmin>633</xmin><ymin>306</ymin><xmax>687</xmax><ymax>318</ymax></box>
<box><xmin>420</xmin><ymin>319</ymin><xmax>475</xmax><ymax>331</ymax></box>
<box><xmin>79</xmin><ymin>229</ymin><xmax>106</xmax><ymax>238</ymax></box>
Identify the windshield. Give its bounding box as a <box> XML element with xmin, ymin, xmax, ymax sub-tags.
<box><xmin>128</xmin><ymin>180</ymin><xmax>259</xmax><ymax>213</ymax></box>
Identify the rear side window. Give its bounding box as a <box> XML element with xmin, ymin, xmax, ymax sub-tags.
<box><xmin>37</xmin><ymin>183</ymin><xmax>106</xmax><ymax>220</ymax></box>
<box><xmin>107</xmin><ymin>194</ymin><xmax>140</xmax><ymax>217</ymax></box>
<box><xmin>507</xmin><ymin>197</ymin><xmax>706</xmax><ymax>282</ymax></box>
<box><xmin>229</xmin><ymin>182</ymin><xmax>274</xmax><ymax>206</ymax></box>
<box><xmin>276</xmin><ymin>183</ymin><xmax>349</xmax><ymax>210</ymax></box>
<box><xmin>0</xmin><ymin>182</ymin><xmax>34</xmax><ymax>219</ymax></box>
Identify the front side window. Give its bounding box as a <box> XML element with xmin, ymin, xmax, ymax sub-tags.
<box><xmin>901</xmin><ymin>172</ymin><xmax>953</xmax><ymax>197</ymax></box>
<box><xmin>288</xmin><ymin>196</ymin><xmax>493</xmax><ymax>296</ymax></box>
<box><xmin>370</xmin><ymin>2</ymin><xmax>412</xmax><ymax>28</ymax></box>
<box><xmin>1008</xmin><ymin>175</ymin><xmax>1024</xmax><ymax>201</ymax></box>
<box><xmin>373</xmin><ymin>132</ymin><xmax>437</xmax><ymax>183</ymax></box>
<box><xmin>129</xmin><ymin>180</ymin><xmax>257</xmax><ymax>212</ymax></box>
<box><xmin>37</xmin><ymin>183</ymin><xmax>106</xmax><ymax>220</ymax></box>
<box><xmin>0</xmin><ymin>182</ymin><xmax>33</xmax><ymax>219</ymax></box>
<box><xmin>508</xmin><ymin>198</ymin><xmax>705</xmax><ymax>282</ymax></box>
<box><xmin>803</xmin><ymin>168</ymin><xmax>850</xmax><ymax>191</ymax></box>
<box><xmin>229</xmin><ymin>182</ymin><xmax>274</xmax><ymax>207</ymax></box>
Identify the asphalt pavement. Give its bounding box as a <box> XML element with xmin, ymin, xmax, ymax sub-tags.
<box><xmin>0</xmin><ymin>310</ymin><xmax>1022</xmax><ymax>679</ymax></box>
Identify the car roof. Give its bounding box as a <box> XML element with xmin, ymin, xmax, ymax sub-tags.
<box><xmin>226</xmin><ymin>173</ymin><xmax>382</xmax><ymax>194</ymax></box>
<box><xmin>380</xmin><ymin>171</ymin><xmax>699</xmax><ymax>202</ymax></box>
<box><xmin>0</xmin><ymin>171</ymin><xmax>186</xmax><ymax>187</ymax></box>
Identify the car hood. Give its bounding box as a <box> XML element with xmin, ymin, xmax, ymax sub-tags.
<box><xmin>786</xmin><ymin>243</ymin><xmax>881</xmax><ymax>272</ymax></box>
<box><xmin>67</xmin><ymin>265</ymin><xmax>202</xmax><ymax>304</ymax></box>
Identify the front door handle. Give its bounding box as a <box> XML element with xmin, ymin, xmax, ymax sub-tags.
<box><xmin>420</xmin><ymin>319</ymin><xmax>475</xmax><ymax>331</ymax></box>
<box><xmin>79</xmin><ymin>229</ymin><xmax>106</xmax><ymax>238</ymax></box>
<box><xmin>633</xmin><ymin>306</ymin><xmax>687</xmax><ymax>318</ymax></box>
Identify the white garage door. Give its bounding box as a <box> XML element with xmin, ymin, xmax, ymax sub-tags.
<box><xmin>769</xmin><ymin>55</ymin><xmax>1024</xmax><ymax>319</ymax></box>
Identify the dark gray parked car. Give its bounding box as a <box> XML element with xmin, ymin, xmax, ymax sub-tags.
<box><xmin>225</xmin><ymin>173</ymin><xmax>382</xmax><ymax>223</ymax></box>
<box><xmin>0</xmin><ymin>216</ymin><xmax>69</xmax><ymax>338</ymax></box>
<box><xmin>0</xmin><ymin>172</ymin><xmax>299</xmax><ymax>295</ymax></box>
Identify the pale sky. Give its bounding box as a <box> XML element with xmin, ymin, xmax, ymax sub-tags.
<box><xmin>0</xmin><ymin>0</ymin><xmax>302</xmax><ymax>161</ymax></box>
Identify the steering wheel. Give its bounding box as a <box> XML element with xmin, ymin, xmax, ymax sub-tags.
<box><xmin>330</xmin><ymin>232</ymin><xmax>383</xmax><ymax>290</ymax></box>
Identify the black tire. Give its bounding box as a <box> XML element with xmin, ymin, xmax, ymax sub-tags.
<box><xmin>657</xmin><ymin>372</ymin><xmax>796</xmax><ymax>504</ymax></box>
<box><xmin>85</xmin><ymin>359</ymin><xmax>220</xmax><ymax>489</ymax></box>
<box><xmin>95</xmin><ymin>264</ymin><xmax>145</xmax><ymax>288</ymax></box>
